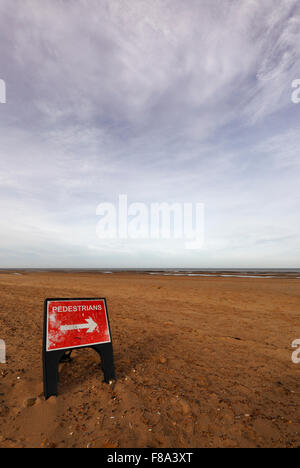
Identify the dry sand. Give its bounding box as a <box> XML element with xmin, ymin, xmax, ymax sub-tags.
<box><xmin>0</xmin><ymin>271</ymin><xmax>300</xmax><ymax>448</ymax></box>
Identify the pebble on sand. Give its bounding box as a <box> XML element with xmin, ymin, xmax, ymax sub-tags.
<box><xmin>23</xmin><ymin>398</ymin><xmax>37</xmax><ymax>408</ymax></box>
<box><xmin>40</xmin><ymin>439</ymin><xmax>56</xmax><ymax>449</ymax></box>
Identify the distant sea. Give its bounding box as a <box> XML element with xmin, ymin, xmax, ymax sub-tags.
<box><xmin>1</xmin><ymin>268</ymin><xmax>300</xmax><ymax>279</ymax></box>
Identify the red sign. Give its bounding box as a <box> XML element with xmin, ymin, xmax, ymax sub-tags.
<box><xmin>46</xmin><ymin>299</ymin><xmax>111</xmax><ymax>352</ymax></box>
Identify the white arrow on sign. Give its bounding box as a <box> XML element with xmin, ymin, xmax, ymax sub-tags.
<box><xmin>60</xmin><ymin>317</ymin><xmax>98</xmax><ymax>334</ymax></box>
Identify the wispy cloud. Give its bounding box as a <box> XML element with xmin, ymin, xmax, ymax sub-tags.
<box><xmin>0</xmin><ymin>0</ymin><xmax>300</xmax><ymax>267</ymax></box>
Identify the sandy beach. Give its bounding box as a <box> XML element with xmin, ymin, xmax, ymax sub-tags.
<box><xmin>0</xmin><ymin>271</ymin><xmax>300</xmax><ymax>448</ymax></box>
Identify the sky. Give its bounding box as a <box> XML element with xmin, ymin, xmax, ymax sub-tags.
<box><xmin>0</xmin><ymin>0</ymin><xmax>300</xmax><ymax>269</ymax></box>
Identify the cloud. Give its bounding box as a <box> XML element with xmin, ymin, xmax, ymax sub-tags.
<box><xmin>0</xmin><ymin>0</ymin><xmax>300</xmax><ymax>267</ymax></box>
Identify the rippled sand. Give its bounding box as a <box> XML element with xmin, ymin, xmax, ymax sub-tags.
<box><xmin>0</xmin><ymin>271</ymin><xmax>300</xmax><ymax>448</ymax></box>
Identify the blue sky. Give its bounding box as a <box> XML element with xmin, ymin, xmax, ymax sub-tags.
<box><xmin>0</xmin><ymin>0</ymin><xmax>300</xmax><ymax>268</ymax></box>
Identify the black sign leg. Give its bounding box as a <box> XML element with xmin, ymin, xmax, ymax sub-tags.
<box><xmin>60</xmin><ymin>350</ymin><xmax>73</xmax><ymax>363</ymax></box>
<box><xmin>43</xmin><ymin>350</ymin><xmax>66</xmax><ymax>399</ymax></box>
<box><xmin>93</xmin><ymin>343</ymin><xmax>116</xmax><ymax>383</ymax></box>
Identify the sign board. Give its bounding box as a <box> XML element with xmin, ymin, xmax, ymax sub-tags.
<box><xmin>43</xmin><ymin>298</ymin><xmax>115</xmax><ymax>399</ymax></box>
<box><xmin>46</xmin><ymin>299</ymin><xmax>111</xmax><ymax>351</ymax></box>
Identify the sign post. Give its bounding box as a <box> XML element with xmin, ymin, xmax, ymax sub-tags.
<box><xmin>43</xmin><ymin>298</ymin><xmax>115</xmax><ymax>399</ymax></box>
